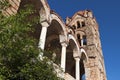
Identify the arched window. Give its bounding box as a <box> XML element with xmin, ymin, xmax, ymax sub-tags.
<box><xmin>81</xmin><ymin>21</ymin><xmax>85</xmax><ymax>27</ymax></box>
<box><xmin>80</xmin><ymin>52</ymin><xmax>87</xmax><ymax>80</ymax></box>
<box><xmin>77</xmin><ymin>34</ymin><xmax>81</xmax><ymax>46</ymax></box>
<box><xmin>77</xmin><ymin>21</ymin><xmax>81</xmax><ymax>28</ymax></box>
<box><xmin>80</xmin><ymin>59</ymin><xmax>85</xmax><ymax>80</ymax></box>
<box><xmin>83</xmin><ymin>35</ymin><xmax>87</xmax><ymax>45</ymax></box>
<box><xmin>73</xmin><ymin>25</ymin><xmax>76</xmax><ymax>29</ymax></box>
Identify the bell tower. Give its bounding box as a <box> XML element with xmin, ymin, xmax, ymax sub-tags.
<box><xmin>66</xmin><ymin>10</ymin><xmax>107</xmax><ymax>80</ymax></box>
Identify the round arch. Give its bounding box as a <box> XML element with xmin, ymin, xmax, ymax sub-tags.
<box><xmin>80</xmin><ymin>48</ymin><xmax>88</xmax><ymax>61</ymax></box>
<box><xmin>17</xmin><ymin>0</ymin><xmax>50</xmax><ymax>22</ymax></box>
<box><xmin>68</xmin><ymin>34</ymin><xmax>80</xmax><ymax>57</ymax></box>
<box><xmin>68</xmin><ymin>28</ymin><xmax>75</xmax><ymax>35</ymax></box>
<box><xmin>44</xmin><ymin>11</ymin><xmax>67</xmax><ymax>65</ymax></box>
<box><xmin>76</xmin><ymin>30</ymin><xmax>86</xmax><ymax>36</ymax></box>
<box><xmin>65</xmin><ymin>34</ymin><xmax>80</xmax><ymax>78</ymax></box>
<box><xmin>40</xmin><ymin>0</ymin><xmax>50</xmax><ymax>20</ymax></box>
<box><xmin>39</xmin><ymin>0</ymin><xmax>50</xmax><ymax>21</ymax></box>
<box><xmin>50</xmin><ymin>12</ymin><xmax>67</xmax><ymax>38</ymax></box>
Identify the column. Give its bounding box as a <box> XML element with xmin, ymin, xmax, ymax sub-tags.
<box><xmin>38</xmin><ymin>21</ymin><xmax>49</xmax><ymax>57</ymax></box>
<box><xmin>75</xmin><ymin>58</ymin><xmax>80</xmax><ymax>80</ymax></box>
<box><xmin>81</xmin><ymin>36</ymin><xmax>83</xmax><ymax>46</ymax></box>
<box><xmin>60</xmin><ymin>42</ymin><xmax>67</xmax><ymax>72</ymax></box>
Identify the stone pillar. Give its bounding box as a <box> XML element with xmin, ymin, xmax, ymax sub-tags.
<box><xmin>38</xmin><ymin>21</ymin><xmax>49</xmax><ymax>56</ymax></box>
<box><xmin>60</xmin><ymin>42</ymin><xmax>67</xmax><ymax>72</ymax></box>
<box><xmin>59</xmin><ymin>35</ymin><xmax>67</xmax><ymax>72</ymax></box>
<box><xmin>75</xmin><ymin>57</ymin><xmax>80</xmax><ymax>80</ymax></box>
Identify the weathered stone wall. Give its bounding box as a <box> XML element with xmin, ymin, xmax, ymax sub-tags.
<box><xmin>2</xmin><ymin>0</ymin><xmax>107</xmax><ymax>80</ymax></box>
<box><xmin>67</xmin><ymin>10</ymin><xmax>106</xmax><ymax>80</ymax></box>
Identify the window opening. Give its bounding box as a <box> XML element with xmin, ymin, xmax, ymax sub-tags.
<box><xmin>77</xmin><ymin>34</ymin><xmax>81</xmax><ymax>46</ymax></box>
<box><xmin>81</xmin><ymin>21</ymin><xmax>85</xmax><ymax>27</ymax></box>
<box><xmin>73</xmin><ymin>25</ymin><xmax>76</xmax><ymax>29</ymax></box>
<box><xmin>77</xmin><ymin>21</ymin><xmax>81</xmax><ymax>28</ymax></box>
<box><xmin>83</xmin><ymin>35</ymin><xmax>87</xmax><ymax>45</ymax></box>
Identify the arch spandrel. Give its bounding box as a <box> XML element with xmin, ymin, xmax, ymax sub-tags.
<box><xmin>80</xmin><ymin>48</ymin><xmax>88</xmax><ymax>62</ymax></box>
<box><xmin>19</xmin><ymin>0</ymin><xmax>50</xmax><ymax>22</ymax></box>
<box><xmin>3</xmin><ymin>0</ymin><xmax>50</xmax><ymax>21</ymax></box>
<box><xmin>40</xmin><ymin>0</ymin><xmax>50</xmax><ymax>21</ymax></box>
<box><xmin>68</xmin><ymin>28</ymin><xmax>75</xmax><ymax>35</ymax></box>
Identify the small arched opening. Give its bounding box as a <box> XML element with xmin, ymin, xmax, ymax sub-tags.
<box><xmin>80</xmin><ymin>49</ymin><xmax>88</xmax><ymax>80</ymax></box>
<box><xmin>77</xmin><ymin>21</ymin><xmax>81</xmax><ymax>28</ymax></box>
<box><xmin>77</xmin><ymin>34</ymin><xmax>81</xmax><ymax>46</ymax></box>
<box><xmin>83</xmin><ymin>35</ymin><xmax>87</xmax><ymax>45</ymax></box>
<box><xmin>81</xmin><ymin>21</ymin><xmax>85</xmax><ymax>27</ymax></box>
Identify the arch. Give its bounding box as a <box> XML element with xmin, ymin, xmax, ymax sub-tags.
<box><xmin>76</xmin><ymin>30</ymin><xmax>86</xmax><ymax>36</ymax></box>
<box><xmin>50</xmin><ymin>11</ymin><xmax>67</xmax><ymax>38</ymax></box>
<box><xmin>17</xmin><ymin>0</ymin><xmax>50</xmax><ymax>22</ymax></box>
<box><xmin>40</xmin><ymin>0</ymin><xmax>50</xmax><ymax>21</ymax></box>
<box><xmin>80</xmin><ymin>48</ymin><xmax>88</xmax><ymax>61</ymax></box>
<box><xmin>65</xmin><ymin>34</ymin><xmax>80</xmax><ymax>78</ymax></box>
<box><xmin>68</xmin><ymin>34</ymin><xmax>80</xmax><ymax>57</ymax></box>
<box><xmin>75</xmin><ymin>30</ymin><xmax>87</xmax><ymax>47</ymax></box>
<box><xmin>44</xmin><ymin>11</ymin><xmax>67</xmax><ymax>65</ymax></box>
<box><xmin>68</xmin><ymin>28</ymin><xmax>75</xmax><ymax>35</ymax></box>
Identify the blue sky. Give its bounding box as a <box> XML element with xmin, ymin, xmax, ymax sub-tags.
<box><xmin>48</xmin><ymin>0</ymin><xmax>120</xmax><ymax>80</ymax></box>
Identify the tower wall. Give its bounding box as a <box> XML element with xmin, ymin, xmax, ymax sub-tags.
<box><xmin>66</xmin><ymin>10</ymin><xmax>106</xmax><ymax>80</ymax></box>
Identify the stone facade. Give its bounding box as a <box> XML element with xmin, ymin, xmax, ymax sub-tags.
<box><xmin>2</xmin><ymin>0</ymin><xmax>107</xmax><ymax>80</ymax></box>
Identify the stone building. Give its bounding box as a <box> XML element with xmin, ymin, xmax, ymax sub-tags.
<box><xmin>2</xmin><ymin>0</ymin><xmax>107</xmax><ymax>80</ymax></box>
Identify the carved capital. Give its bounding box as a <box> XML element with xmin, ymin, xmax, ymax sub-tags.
<box><xmin>41</xmin><ymin>20</ymin><xmax>50</xmax><ymax>27</ymax></box>
<box><xmin>74</xmin><ymin>57</ymin><xmax>80</xmax><ymax>61</ymax></box>
<box><xmin>59</xmin><ymin>35</ymin><xmax>68</xmax><ymax>46</ymax></box>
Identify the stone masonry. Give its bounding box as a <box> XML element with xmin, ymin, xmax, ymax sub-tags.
<box><xmin>1</xmin><ymin>0</ymin><xmax>107</xmax><ymax>80</ymax></box>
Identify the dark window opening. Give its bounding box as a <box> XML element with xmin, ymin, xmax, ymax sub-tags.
<box><xmin>82</xmin><ymin>74</ymin><xmax>86</xmax><ymax>80</ymax></box>
<box><xmin>83</xmin><ymin>35</ymin><xmax>87</xmax><ymax>45</ymax></box>
<box><xmin>77</xmin><ymin>34</ymin><xmax>81</xmax><ymax>46</ymax></box>
<box><xmin>73</xmin><ymin>25</ymin><xmax>76</xmax><ymax>29</ymax></box>
<box><xmin>81</xmin><ymin>21</ymin><xmax>85</xmax><ymax>27</ymax></box>
<box><xmin>80</xmin><ymin>59</ymin><xmax>85</xmax><ymax>80</ymax></box>
<box><xmin>77</xmin><ymin>21</ymin><xmax>81</xmax><ymax>28</ymax></box>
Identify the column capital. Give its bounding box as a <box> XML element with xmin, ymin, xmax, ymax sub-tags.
<box><xmin>41</xmin><ymin>20</ymin><xmax>50</xmax><ymax>27</ymax></box>
<box><xmin>59</xmin><ymin>34</ymin><xmax>68</xmax><ymax>47</ymax></box>
<box><xmin>61</xmin><ymin>42</ymin><xmax>68</xmax><ymax>47</ymax></box>
<box><xmin>73</xmin><ymin>49</ymin><xmax>80</xmax><ymax>58</ymax></box>
<box><xmin>74</xmin><ymin>57</ymin><xmax>80</xmax><ymax>61</ymax></box>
